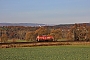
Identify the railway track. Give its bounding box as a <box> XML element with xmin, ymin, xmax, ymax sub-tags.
<box><xmin>0</xmin><ymin>41</ymin><xmax>90</xmax><ymax>48</ymax></box>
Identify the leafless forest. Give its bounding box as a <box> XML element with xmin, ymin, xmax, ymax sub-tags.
<box><xmin>0</xmin><ymin>23</ymin><xmax>90</xmax><ymax>43</ymax></box>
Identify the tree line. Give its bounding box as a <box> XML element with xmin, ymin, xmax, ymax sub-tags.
<box><xmin>0</xmin><ymin>23</ymin><xmax>90</xmax><ymax>43</ymax></box>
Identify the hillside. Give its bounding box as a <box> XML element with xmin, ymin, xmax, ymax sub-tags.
<box><xmin>54</xmin><ymin>23</ymin><xmax>90</xmax><ymax>28</ymax></box>
<box><xmin>0</xmin><ymin>23</ymin><xmax>90</xmax><ymax>28</ymax></box>
<box><xmin>0</xmin><ymin>23</ymin><xmax>46</xmax><ymax>27</ymax></box>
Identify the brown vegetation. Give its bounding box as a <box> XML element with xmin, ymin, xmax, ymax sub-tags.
<box><xmin>0</xmin><ymin>23</ymin><xmax>90</xmax><ymax>43</ymax></box>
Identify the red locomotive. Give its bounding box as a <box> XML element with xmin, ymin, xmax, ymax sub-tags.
<box><xmin>36</xmin><ymin>35</ymin><xmax>54</xmax><ymax>42</ymax></box>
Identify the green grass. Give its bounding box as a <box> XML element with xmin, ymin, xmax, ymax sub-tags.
<box><xmin>8</xmin><ymin>39</ymin><xmax>27</xmax><ymax>42</ymax></box>
<box><xmin>0</xmin><ymin>45</ymin><xmax>90</xmax><ymax>60</ymax></box>
<box><xmin>15</xmin><ymin>39</ymin><xmax>27</xmax><ymax>42</ymax></box>
<box><xmin>7</xmin><ymin>39</ymin><xmax>36</xmax><ymax>42</ymax></box>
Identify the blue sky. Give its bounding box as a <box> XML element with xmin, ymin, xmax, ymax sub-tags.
<box><xmin>0</xmin><ymin>0</ymin><xmax>90</xmax><ymax>24</ymax></box>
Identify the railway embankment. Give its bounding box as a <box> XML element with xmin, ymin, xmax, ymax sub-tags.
<box><xmin>0</xmin><ymin>41</ymin><xmax>90</xmax><ymax>48</ymax></box>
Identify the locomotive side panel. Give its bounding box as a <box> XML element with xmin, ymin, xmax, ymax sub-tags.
<box><xmin>36</xmin><ymin>35</ymin><xmax>54</xmax><ymax>42</ymax></box>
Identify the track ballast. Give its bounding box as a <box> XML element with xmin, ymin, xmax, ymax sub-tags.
<box><xmin>0</xmin><ymin>41</ymin><xmax>90</xmax><ymax>48</ymax></box>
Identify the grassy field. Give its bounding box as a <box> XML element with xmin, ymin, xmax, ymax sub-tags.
<box><xmin>0</xmin><ymin>45</ymin><xmax>90</xmax><ymax>60</ymax></box>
